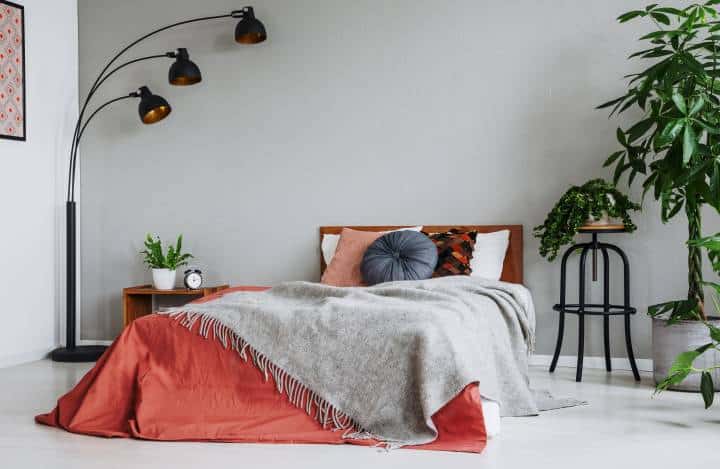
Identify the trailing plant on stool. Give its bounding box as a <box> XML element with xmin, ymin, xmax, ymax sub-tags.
<box><xmin>533</xmin><ymin>179</ymin><xmax>639</xmax><ymax>261</ymax></box>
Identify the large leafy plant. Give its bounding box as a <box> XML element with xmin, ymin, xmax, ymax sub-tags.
<box><xmin>656</xmin><ymin>233</ymin><xmax>720</xmax><ymax>408</ymax></box>
<box><xmin>601</xmin><ymin>2</ymin><xmax>720</xmax><ymax>321</ymax></box>
<box><xmin>534</xmin><ymin>179</ymin><xmax>640</xmax><ymax>261</ymax></box>
<box><xmin>141</xmin><ymin>234</ymin><xmax>193</xmax><ymax>270</ymax></box>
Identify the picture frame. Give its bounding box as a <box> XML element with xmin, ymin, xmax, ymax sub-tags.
<box><xmin>0</xmin><ymin>0</ymin><xmax>26</xmax><ymax>141</ymax></box>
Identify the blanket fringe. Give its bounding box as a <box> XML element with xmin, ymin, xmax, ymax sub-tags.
<box><xmin>166</xmin><ymin>310</ymin><xmax>379</xmax><ymax>442</ymax></box>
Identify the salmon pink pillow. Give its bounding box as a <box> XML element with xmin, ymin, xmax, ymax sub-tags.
<box><xmin>321</xmin><ymin>228</ymin><xmax>383</xmax><ymax>287</ymax></box>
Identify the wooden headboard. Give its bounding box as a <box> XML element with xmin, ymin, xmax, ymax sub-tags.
<box><xmin>319</xmin><ymin>225</ymin><xmax>523</xmax><ymax>284</ymax></box>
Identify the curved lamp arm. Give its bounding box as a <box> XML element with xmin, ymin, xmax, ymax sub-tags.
<box><xmin>67</xmin><ymin>7</ymin><xmax>254</xmax><ymax>202</ymax></box>
<box><xmin>67</xmin><ymin>53</ymin><xmax>174</xmax><ymax>200</ymax></box>
<box><xmin>76</xmin><ymin>93</ymin><xmax>139</xmax><ymax>150</ymax></box>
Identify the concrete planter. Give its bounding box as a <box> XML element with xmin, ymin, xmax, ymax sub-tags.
<box><xmin>652</xmin><ymin>316</ymin><xmax>720</xmax><ymax>391</ymax></box>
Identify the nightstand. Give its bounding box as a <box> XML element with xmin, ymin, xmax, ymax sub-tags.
<box><xmin>122</xmin><ymin>284</ymin><xmax>230</xmax><ymax>327</ymax></box>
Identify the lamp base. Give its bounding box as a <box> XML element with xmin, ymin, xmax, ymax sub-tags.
<box><xmin>50</xmin><ymin>345</ymin><xmax>107</xmax><ymax>362</ymax></box>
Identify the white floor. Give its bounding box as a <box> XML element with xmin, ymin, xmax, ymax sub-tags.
<box><xmin>1</xmin><ymin>360</ymin><xmax>718</xmax><ymax>468</ymax></box>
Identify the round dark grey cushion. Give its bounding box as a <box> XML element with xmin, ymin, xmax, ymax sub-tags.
<box><xmin>361</xmin><ymin>231</ymin><xmax>438</xmax><ymax>286</ymax></box>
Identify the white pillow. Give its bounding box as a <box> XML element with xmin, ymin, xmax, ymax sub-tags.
<box><xmin>470</xmin><ymin>230</ymin><xmax>510</xmax><ymax>281</ymax></box>
<box><xmin>321</xmin><ymin>226</ymin><xmax>423</xmax><ymax>266</ymax></box>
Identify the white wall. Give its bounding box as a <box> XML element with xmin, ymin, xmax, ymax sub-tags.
<box><xmin>0</xmin><ymin>0</ymin><xmax>78</xmax><ymax>367</ymax></box>
<box><xmin>76</xmin><ymin>0</ymin><xmax>720</xmax><ymax>361</ymax></box>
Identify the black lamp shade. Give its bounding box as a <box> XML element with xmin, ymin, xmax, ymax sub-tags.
<box><xmin>137</xmin><ymin>86</ymin><xmax>171</xmax><ymax>124</ymax></box>
<box><xmin>169</xmin><ymin>48</ymin><xmax>202</xmax><ymax>86</ymax></box>
<box><xmin>235</xmin><ymin>7</ymin><xmax>267</xmax><ymax>44</ymax></box>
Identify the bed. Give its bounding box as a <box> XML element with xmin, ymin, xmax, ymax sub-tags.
<box><xmin>37</xmin><ymin>225</ymin><xmax>529</xmax><ymax>453</ymax></box>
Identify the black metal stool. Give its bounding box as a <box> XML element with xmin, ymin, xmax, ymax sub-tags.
<box><xmin>549</xmin><ymin>226</ymin><xmax>641</xmax><ymax>382</ymax></box>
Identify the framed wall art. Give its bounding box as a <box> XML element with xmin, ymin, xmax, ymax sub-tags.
<box><xmin>0</xmin><ymin>1</ymin><xmax>25</xmax><ymax>141</ymax></box>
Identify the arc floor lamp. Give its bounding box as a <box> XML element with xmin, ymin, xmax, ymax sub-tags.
<box><xmin>51</xmin><ymin>7</ymin><xmax>267</xmax><ymax>362</ymax></box>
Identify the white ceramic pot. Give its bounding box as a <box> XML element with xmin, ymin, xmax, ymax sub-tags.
<box><xmin>152</xmin><ymin>268</ymin><xmax>177</xmax><ymax>290</ymax></box>
<box><xmin>585</xmin><ymin>194</ymin><xmax>617</xmax><ymax>226</ymax></box>
<box><xmin>652</xmin><ymin>316</ymin><xmax>720</xmax><ymax>391</ymax></box>
<box><xmin>585</xmin><ymin>212</ymin><xmax>612</xmax><ymax>226</ymax></box>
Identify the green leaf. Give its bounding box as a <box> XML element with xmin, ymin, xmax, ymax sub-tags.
<box><xmin>656</xmin><ymin>369</ymin><xmax>691</xmax><ymax>392</ymax></box>
<box><xmin>683</xmin><ymin>124</ymin><xmax>698</xmax><ymax>164</ymax></box>
<box><xmin>614</xmin><ymin>162</ymin><xmax>630</xmax><ymax>186</ymax></box>
<box><xmin>627</xmin><ymin>118</ymin><xmax>655</xmax><ymax>142</ymax></box>
<box><xmin>696</xmin><ymin>120</ymin><xmax>720</xmax><ymax>135</ymax></box>
<box><xmin>618</xmin><ymin>10</ymin><xmax>645</xmax><ymax>23</ymax></box>
<box><xmin>597</xmin><ymin>95</ymin><xmax>627</xmax><ymax>109</ymax></box>
<box><xmin>604</xmin><ymin>151</ymin><xmax>625</xmax><ymax>168</ymax></box>
<box><xmin>654</xmin><ymin>7</ymin><xmax>685</xmax><ymax>15</ymax></box>
<box><xmin>630</xmin><ymin>158</ymin><xmax>647</xmax><ymax>174</ymax></box>
<box><xmin>671</xmin><ymin>350</ymin><xmax>700</xmax><ymax>373</ymax></box>
<box><xmin>617</xmin><ymin>127</ymin><xmax>628</xmax><ymax>146</ymax></box>
<box><xmin>708</xmin><ymin>322</ymin><xmax>720</xmax><ymax>342</ymax></box>
<box><xmin>673</xmin><ymin>93</ymin><xmax>688</xmax><ymax>114</ymax></box>
<box><xmin>640</xmin><ymin>30</ymin><xmax>669</xmax><ymax>40</ymax></box>
<box><xmin>651</xmin><ymin>11</ymin><xmax>671</xmax><ymax>25</ymax></box>
<box><xmin>659</xmin><ymin>119</ymin><xmax>685</xmax><ymax>144</ymax></box>
<box><xmin>696</xmin><ymin>342</ymin><xmax>716</xmax><ymax>354</ymax></box>
<box><xmin>648</xmin><ymin>299</ymin><xmax>700</xmax><ymax>322</ymax></box>
<box><xmin>701</xmin><ymin>372</ymin><xmax>715</xmax><ymax>408</ymax></box>
<box><xmin>689</xmin><ymin>97</ymin><xmax>705</xmax><ymax>116</ymax></box>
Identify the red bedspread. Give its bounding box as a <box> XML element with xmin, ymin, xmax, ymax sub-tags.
<box><xmin>36</xmin><ymin>287</ymin><xmax>487</xmax><ymax>453</ymax></box>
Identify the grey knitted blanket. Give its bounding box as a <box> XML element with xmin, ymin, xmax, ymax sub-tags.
<box><xmin>162</xmin><ymin>276</ymin><xmax>541</xmax><ymax>447</ymax></box>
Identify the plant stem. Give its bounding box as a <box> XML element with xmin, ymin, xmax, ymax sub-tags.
<box><xmin>686</xmin><ymin>198</ymin><xmax>706</xmax><ymax>319</ymax></box>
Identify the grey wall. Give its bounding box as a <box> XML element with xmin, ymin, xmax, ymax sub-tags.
<box><xmin>77</xmin><ymin>0</ymin><xmax>720</xmax><ymax>360</ymax></box>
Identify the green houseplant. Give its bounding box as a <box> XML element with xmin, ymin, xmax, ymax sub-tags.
<box><xmin>534</xmin><ymin>179</ymin><xmax>640</xmax><ymax>261</ymax></box>
<box><xmin>601</xmin><ymin>2</ymin><xmax>720</xmax><ymax>389</ymax></box>
<box><xmin>141</xmin><ymin>234</ymin><xmax>193</xmax><ymax>290</ymax></box>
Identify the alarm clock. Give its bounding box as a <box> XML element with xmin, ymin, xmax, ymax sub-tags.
<box><xmin>183</xmin><ymin>269</ymin><xmax>203</xmax><ymax>289</ymax></box>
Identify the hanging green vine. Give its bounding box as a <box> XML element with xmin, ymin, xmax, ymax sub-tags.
<box><xmin>533</xmin><ymin>179</ymin><xmax>640</xmax><ymax>261</ymax></box>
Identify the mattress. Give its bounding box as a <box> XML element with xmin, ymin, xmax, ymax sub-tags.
<box><xmin>481</xmin><ymin>399</ymin><xmax>501</xmax><ymax>437</ymax></box>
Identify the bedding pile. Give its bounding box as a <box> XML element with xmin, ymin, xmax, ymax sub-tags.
<box><xmin>37</xmin><ymin>277</ymin><xmax>577</xmax><ymax>452</ymax></box>
<box><xmin>158</xmin><ymin>276</ymin><xmax>538</xmax><ymax>447</ymax></box>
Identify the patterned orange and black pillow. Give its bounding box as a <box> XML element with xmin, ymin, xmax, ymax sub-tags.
<box><xmin>423</xmin><ymin>229</ymin><xmax>478</xmax><ymax>277</ymax></box>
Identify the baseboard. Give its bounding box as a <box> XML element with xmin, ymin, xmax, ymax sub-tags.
<box><xmin>0</xmin><ymin>348</ymin><xmax>53</xmax><ymax>369</ymax></box>
<box><xmin>530</xmin><ymin>354</ymin><xmax>653</xmax><ymax>373</ymax></box>
<box><xmin>78</xmin><ymin>339</ymin><xmax>113</xmax><ymax>346</ymax></box>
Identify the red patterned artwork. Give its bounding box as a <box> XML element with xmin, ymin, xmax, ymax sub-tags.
<box><xmin>0</xmin><ymin>1</ymin><xmax>25</xmax><ymax>141</ymax></box>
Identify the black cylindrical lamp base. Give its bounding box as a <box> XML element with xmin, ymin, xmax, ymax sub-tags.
<box><xmin>52</xmin><ymin>201</ymin><xmax>107</xmax><ymax>362</ymax></box>
<box><xmin>50</xmin><ymin>345</ymin><xmax>107</xmax><ymax>363</ymax></box>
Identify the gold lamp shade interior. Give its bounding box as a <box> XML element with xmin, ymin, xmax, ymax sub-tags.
<box><xmin>142</xmin><ymin>105</ymin><xmax>171</xmax><ymax>124</ymax></box>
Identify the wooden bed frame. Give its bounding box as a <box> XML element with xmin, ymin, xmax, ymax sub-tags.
<box><xmin>319</xmin><ymin>225</ymin><xmax>523</xmax><ymax>284</ymax></box>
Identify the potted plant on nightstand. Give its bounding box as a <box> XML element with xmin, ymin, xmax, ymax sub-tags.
<box><xmin>600</xmin><ymin>3</ymin><xmax>720</xmax><ymax>390</ymax></box>
<box><xmin>141</xmin><ymin>234</ymin><xmax>193</xmax><ymax>290</ymax></box>
<box><xmin>533</xmin><ymin>179</ymin><xmax>640</xmax><ymax>261</ymax></box>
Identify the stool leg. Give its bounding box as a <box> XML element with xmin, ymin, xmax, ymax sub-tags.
<box><xmin>550</xmin><ymin>312</ymin><xmax>564</xmax><ymax>372</ymax></box>
<box><xmin>625</xmin><ymin>313</ymin><xmax>641</xmax><ymax>381</ymax></box>
<box><xmin>603</xmin><ymin>316</ymin><xmax>611</xmax><ymax>372</ymax></box>
<box><xmin>602</xmin><ymin>243</ymin><xmax>641</xmax><ymax>382</ymax></box>
<box><xmin>601</xmin><ymin>246</ymin><xmax>611</xmax><ymax>372</ymax></box>
<box><xmin>577</xmin><ymin>314</ymin><xmax>585</xmax><ymax>382</ymax></box>
<box><xmin>576</xmin><ymin>246</ymin><xmax>591</xmax><ymax>382</ymax></box>
<box><xmin>550</xmin><ymin>244</ymin><xmax>584</xmax><ymax>373</ymax></box>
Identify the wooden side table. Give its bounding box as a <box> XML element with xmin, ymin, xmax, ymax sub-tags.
<box><xmin>122</xmin><ymin>284</ymin><xmax>230</xmax><ymax>327</ymax></box>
